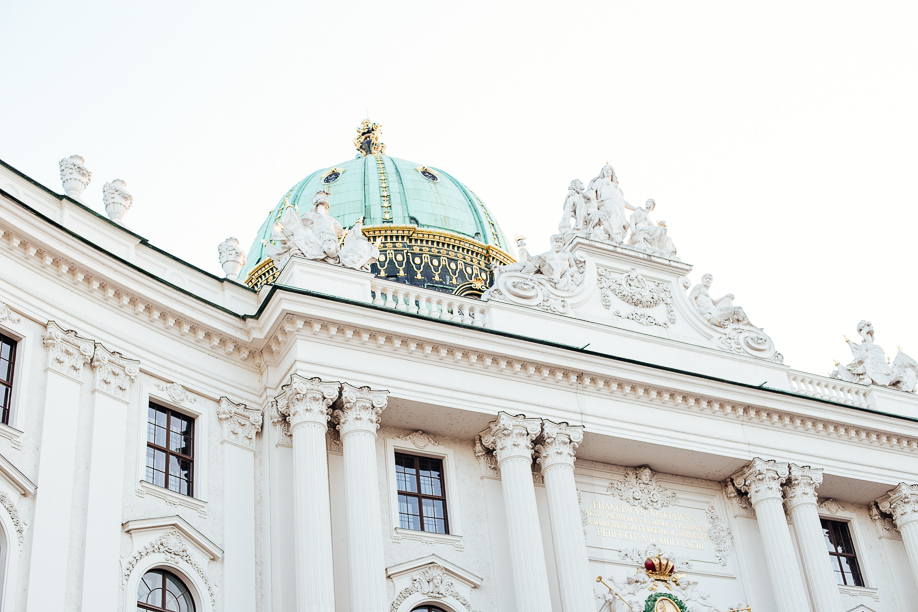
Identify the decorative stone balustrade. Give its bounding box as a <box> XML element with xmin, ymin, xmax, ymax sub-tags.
<box><xmin>370</xmin><ymin>280</ymin><xmax>489</xmax><ymax>327</ymax></box>
<box><xmin>788</xmin><ymin>371</ymin><xmax>871</xmax><ymax>408</ymax></box>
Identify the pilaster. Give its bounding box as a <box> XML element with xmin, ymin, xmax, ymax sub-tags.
<box><xmin>333</xmin><ymin>383</ymin><xmax>389</xmax><ymax>612</ymax></box>
<box><xmin>274</xmin><ymin>375</ymin><xmax>341</xmax><ymax>612</ymax></box>
<box><xmin>479</xmin><ymin>413</ymin><xmax>552</xmax><ymax>612</ymax></box>
<box><xmin>783</xmin><ymin>465</ymin><xmax>843</xmax><ymax>612</ymax></box>
<box><xmin>536</xmin><ymin>421</ymin><xmax>592</xmax><ymax>612</ymax></box>
<box><xmin>732</xmin><ymin>459</ymin><xmax>812</xmax><ymax>612</ymax></box>
<box><xmin>877</xmin><ymin>483</ymin><xmax>918</xmax><ymax>592</ymax></box>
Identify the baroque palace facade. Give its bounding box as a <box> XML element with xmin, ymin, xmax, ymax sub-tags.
<box><xmin>0</xmin><ymin>123</ymin><xmax>916</xmax><ymax>612</ymax></box>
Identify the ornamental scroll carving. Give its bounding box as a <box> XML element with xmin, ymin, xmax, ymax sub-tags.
<box><xmin>216</xmin><ymin>397</ymin><xmax>263</xmax><ymax>450</ymax></box>
<box><xmin>389</xmin><ymin>564</ymin><xmax>477</xmax><ymax>612</ymax></box>
<box><xmin>92</xmin><ymin>344</ymin><xmax>140</xmax><ymax>401</ymax></box>
<box><xmin>398</xmin><ymin>430</ymin><xmax>441</xmax><ymax>449</ymax></box>
<box><xmin>43</xmin><ymin>321</ymin><xmax>94</xmax><ymax>379</ymax></box>
<box><xmin>156</xmin><ymin>382</ymin><xmax>197</xmax><ymax>405</ymax></box>
<box><xmin>121</xmin><ymin>530</ymin><xmax>215</xmax><ymax>608</ymax></box>
<box><xmin>0</xmin><ymin>492</ymin><xmax>25</xmax><ymax>547</ymax></box>
<box><xmin>0</xmin><ymin>302</ymin><xmax>20</xmax><ymax>324</ymax></box>
<box><xmin>705</xmin><ymin>506</ymin><xmax>733</xmax><ymax>566</ymax></box>
<box><xmin>607</xmin><ymin>467</ymin><xmax>677</xmax><ymax>509</ymax></box>
<box><xmin>598</xmin><ymin>267</ymin><xmax>676</xmax><ymax>328</ymax></box>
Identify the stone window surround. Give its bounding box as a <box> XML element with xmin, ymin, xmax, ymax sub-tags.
<box><xmin>816</xmin><ymin>504</ymin><xmax>876</xmax><ymax>593</ymax></box>
<box><xmin>385</xmin><ymin>434</ymin><xmax>463</xmax><ymax>549</ymax></box>
<box><xmin>135</xmin><ymin>384</ymin><xmax>209</xmax><ymax>513</ymax></box>
<box><xmin>0</xmin><ymin>311</ymin><xmax>30</xmax><ymax>439</ymax></box>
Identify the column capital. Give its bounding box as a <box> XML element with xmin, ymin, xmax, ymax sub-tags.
<box><xmin>782</xmin><ymin>464</ymin><xmax>824</xmax><ymax>510</ymax></box>
<box><xmin>274</xmin><ymin>375</ymin><xmax>340</xmax><ymax>431</ymax></box>
<box><xmin>332</xmin><ymin>383</ymin><xmax>388</xmax><ymax>437</ymax></box>
<box><xmin>731</xmin><ymin>458</ymin><xmax>789</xmax><ymax>506</ymax></box>
<box><xmin>877</xmin><ymin>483</ymin><xmax>918</xmax><ymax>529</ymax></box>
<box><xmin>43</xmin><ymin>321</ymin><xmax>94</xmax><ymax>381</ymax></box>
<box><xmin>91</xmin><ymin>343</ymin><xmax>139</xmax><ymax>402</ymax></box>
<box><xmin>216</xmin><ymin>397</ymin><xmax>263</xmax><ymax>450</ymax></box>
<box><xmin>479</xmin><ymin>412</ymin><xmax>541</xmax><ymax>464</ymax></box>
<box><xmin>535</xmin><ymin>420</ymin><xmax>584</xmax><ymax>472</ymax></box>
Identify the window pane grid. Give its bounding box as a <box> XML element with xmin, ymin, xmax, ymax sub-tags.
<box><xmin>145</xmin><ymin>403</ymin><xmax>194</xmax><ymax>497</ymax></box>
<box><xmin>821</xmin><ymin>518</ymin><xmax>864</xmax><ymax>587</ymax></box>
<box><xmin>395</xmin><ymin>453</ymin><xmax>449</xmax><ymax>535</ymax></box>
<box><xmin>0</xmin><ymin>333</ymin><xmax>16</xmax><ymax>425</ymax></box>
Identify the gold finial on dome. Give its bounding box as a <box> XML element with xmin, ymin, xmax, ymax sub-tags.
<box><xmin>355</xmin><ymin>120</ymin><xmax>386</xmax><ymax>156</ymax></box>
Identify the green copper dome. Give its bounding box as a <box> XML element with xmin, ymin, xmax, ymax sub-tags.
<box><xmin>243</xmin><ymin>153</ymin><xmax>511</xmax><ymax>278</ymax></box>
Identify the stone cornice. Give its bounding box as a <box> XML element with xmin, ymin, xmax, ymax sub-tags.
<box><xmin>216</xmin><ymin>397</ymin><xmax>263</xmax><ymax>450</ymax></box>
<box><xmin>783</xmin><ymin>464</ymin><xmax>824</xmax><ymax>509</ymax></box>
<box><xmin>43</xmin><ymin>320</ymin><xmax>94</xmax><ymax>380</ymax></box>
<box><xmin>91</xmin><ymin>342</ymin><xmax>140</xmax><ymax>401</ymax></box>
<box><xmin>479</xmin><ymin>412</ymin><xmax>541</xmax><ymax>464</ymax></box>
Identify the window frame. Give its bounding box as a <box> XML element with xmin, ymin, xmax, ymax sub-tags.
<box><xmin>0</xmin><ymin>332</ymin><xmax>17</xmax><ymax>426</ymax></box>
<box><xmin>385</xmin><ymin>435</ymin><xmax>462</xmax><ymax>547</ymax></box>
<box><xmin>145</xmin><ymin>402</ymin><xmax>195</xmax><ymax>497</ymax></box>
<box><xmin>136</xmin><ymin>568</ymin><xmax>196</xmax><ymax>612</ymax></box>
<box><xmin>395</xmin><ymin>452</ymin><xmax>450</xmax><ymax>535</ymax></box>
<box><xmin>821</xmin><ymin>517</ymin><xmax>865</xmax><ymax>587</ymax></box>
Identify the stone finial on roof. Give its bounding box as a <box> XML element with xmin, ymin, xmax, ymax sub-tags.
<box><xmin>59</xmin><ymin>155</ymin><xmax>91</xmax><ymax>200</ymax></box>
<box><xmin>102</xmin><ymin>179</ymin><xmax>132</xmax><ymax>225</ymax></box>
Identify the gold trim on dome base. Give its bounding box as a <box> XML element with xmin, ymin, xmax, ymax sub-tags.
<box><xmin>243</xmin><ymin>225</ymin><xmax>515</xmax><ymax>295</ymax></box>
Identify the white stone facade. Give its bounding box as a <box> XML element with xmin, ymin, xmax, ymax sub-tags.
<box><xmin>1</xmin><ymin>154</ymin><xmax>917</xmax><ymax>612</ymax></box>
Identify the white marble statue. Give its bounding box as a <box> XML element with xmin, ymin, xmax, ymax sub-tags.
<box><xmin>265</xmin><ymin>190</ymin><xmax>345</xmax><ymax>270</ymax></box>
<box><xmin>521</xmin><ymin>234</ymin><xmax>581</xmax><ymax>291</ymax></box>
<box><xmin>102</xmin><ymin>179</ymin><xmax>132</xmax><ymax>225</ymax></box>
<box><xmin>338</xmin><ymin>217</ymin><xmax>381</xmax><ymax>271</ymax></box>
<box><xmin>558</xmin><ymin>179</ymin><xmax>593</xmax><ymax>235</ymax></box>
<box><xmin>218</xmin><ymin>237</ymin><xmax>247</xmax><ymax>280</ymax></box>
<box><xmin>831</xmin><ymin>321</ymin><xmax>918</xmax><ymax>392</ymax></box>
<box><xmin>493</xmin><ymin>235</ymin><xmax>531</xmax><ymax>277</ymax></box>
<box><xmin>628</xmin><ymin>199</ymin><xmax>678</xmax><ymax>258</ymax></box>
<box><xmin>689</xmin><ymin>273</ymin><xmax>752</xmax><ymax>328</ymax></box>
<box><xmin>587</xmin><ymin>165</ymin><xmax>633</xmax><ymax>243</ymax></box>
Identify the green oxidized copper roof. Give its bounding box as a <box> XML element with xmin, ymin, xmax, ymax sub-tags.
<box><xmin>243</xmin><ymin>154</ymin><xmax>511</xmax><ymax>277</ymax></box>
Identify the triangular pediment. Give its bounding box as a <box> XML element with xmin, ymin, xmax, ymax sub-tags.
<box><xmin>122</xmin><ymin>515</ymin><xmax>223</xmax><ymax>560</ymax></box>
<box><xmin>0</xmin><ymin>451</ymin><xmax>35</xmax><ymax>497</ymax></box>
<box><xmin>386</xmin><ymin>553</ymin><xmax>483</xmax><ymax>589</ymax></box>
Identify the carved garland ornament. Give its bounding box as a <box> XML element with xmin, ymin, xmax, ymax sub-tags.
<box><xmin>121</xmin><ymin>530</ymin><xmax>215</xmax><ymax>608</ymax></box>
<box><xmin>598</xmin><ymin>267</ymin><xmax>676</xmax><ymax>328</ymax></box>
<box><xmin>389</xmin><ymin>564</ymin><xmax>476</xmax><ymax>612</ymax></box>
<box><xmin>0</xmin><ymin>492</ymin><xmax>25</xmax><ymax>547</ymax></box>
<box><xmin>0</xmin><ymin>301</ymin><xmax>20</xmax><ymax>324</ymax></box>
<box><xmin>398</xmin><ymin>430</ymin><xmax>441</xmax><ymax>449</ymax></box>
<box><xmin>608</xmin><ymin>467</ymin><xmax>677</xmax><ymax>509</ymax></box>
<box><xmin>156</xmin><ymin>382</ymin><xmax>197</xmax><ymax>405</ymax></box>
<box><xmin>705</xmin><ymin>506</ymin><xmax>733</xmax><ymax>566</ymax></box>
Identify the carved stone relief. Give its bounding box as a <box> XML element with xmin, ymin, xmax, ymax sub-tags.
<box><xmin>43</xmin><ymin>321</ymin><xmax>94</xmax><ymax>380</ymax></box>
<box><xmin>121</xmin><ymin>530</ymin><xmax>215</xmax><ymax>608</ymax></box>
<box><xmin>618</xmin><ymin>545</ymin><xmax>694</xmax><ymax>570</ymax></box>
<box><xmin>216</xmin><ymin>397</ymin><xmax>263</xmax><ymax>450</ymax></box>
<box><xmin>155</xmin><ymin>382</ymin><xmax>197</xmax><ymax>405</ymax></box>
<box><xmin>598</xmin><ymin>267</ymin><xmax>676</xmax><ymax>328</ymax></box>
<box><xmin>0</xmin><ymin>492</ymin><xmax>25</xmax><ymax>547</ymax></box>
<box><xmin>92</xmin><ymin>344</ymin><xmax>140</xmax><ymax>401</ymax></box>
<box><xmin>389</xmin><ymin>564</ymin><xmax>477</xmax><ymax>612</ymax></box>
<box><xmin>607</xmin><ymin>467</ymin><xmax>677</xmax><ymax>509</ymax></box>
<box><xmin>0</xmin><ymin>302</ymin><xmax>20</xmax><ymax>324</ymax></box>
<box><xmin>398</xmin><ymin>430</ymin><xmax>441</xmax><ymax>449</ymax></box>
<box><xmin>818</xmin><ymin>498</ymin><xmax>848</xmax><ymax>515</ymax></box>
<box><xmin>473</xmin><ymin>437</ymin><xmax>498</xmax><ymax>478</ymax></box>
<box><xmin>705</xmin><ymin>505</ymin><xmax>733</xmax><ymax>566</ymax></box>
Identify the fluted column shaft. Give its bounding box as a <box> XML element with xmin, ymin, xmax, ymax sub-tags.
<box><xmin>784</xmin><ymin>465</ymin><xmax>844</xmax><ymax>612</ymax></box>
<box><xmin>538</xmin><ymin>422</ymin><xmax>593</xmax><ymax>612</ymax></box>
<box><xmin>334</xmin><ymin>384</ymin><xmax>389</xmax><ymax>612</ymax></box>
<box><xmin>481</xmin><ymin>413</ymin><xmax>552</xmax><ymax>612</ymax></box>
<box><xmin>733</xmin><ymin>459</ymin><xmax>813</xmax><ymax>612</ymax></box>
<box><xmin>276</xmin><ymin>376</ymin><xmax>341</xmax><ymax>612</ymax></box>
<box><xmin>878</xmin><ymin>483</ymin><xmax>918</xmax><ymax>591</ymax></box>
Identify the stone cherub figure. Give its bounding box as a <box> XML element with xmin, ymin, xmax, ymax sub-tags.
<box><xmin>831</xmin><ymin>320</ymin><xmax>918</xmax><ymax>392</ymax></box>
<box><xmin>586</xmin><ymin>164</ymin><xmax>634</xmax><ymax>243</ymax></box>
<box><xmin>689</xmin><ymin>273</ymin><xmax>753</xmax><ymax>327</ymax></box>
<box><xmin>628</xmin><ymin>199</ymin><xmax>678</xmax><ymax>259</ymax></box>
<box><xmin>265</xmin><ymin>190</ymin><xmax>378</xmax><ymax>271</ymax></box>
<box><xmin>521</xmin><ymin>234</ymin><xmax>584</xmax><ymax>291</ymax></box>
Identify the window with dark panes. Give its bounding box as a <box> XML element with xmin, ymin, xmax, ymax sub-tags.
<box><xmin>137</xmin><ymin>568</ymin><xmax>195</xmax><ymax>611</ymax></box>
<box><xmin>146</xmin><ymin>403</ymin><xmax>194</xmax><ymax>496</ymax></box>
<box><xmin>821</xmin><ymin>518</ymin><xmax>864</xmax><ymax>586</ymax></box>
<box><xmin>0</xmin><ymin>333</ymin><xmax>16</xmax><ymax>425</ymax></box>
<box><xmin>395</xmin><ymin>452</ymin><xmax>449</xmax><ymax>534</ymax></box>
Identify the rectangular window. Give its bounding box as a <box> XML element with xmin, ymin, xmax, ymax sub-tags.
<box><xmin>822</xmin><ymin>518</ymin><xmax>864</xmax><ymax>586</ymax></box>
<box><xmin>145</xmin><ymin>403</ymin><xmax>194</xmax><ymax>497</ymax></box>
<box><xmin>0</xmin><ymin>333</ymin><xmax>16</xmax><ymax>426</ymax></box>
<box><xmin>395</xmin><ymin>452</ymin><xmax>449</xmax><ymax>534</ymax></box>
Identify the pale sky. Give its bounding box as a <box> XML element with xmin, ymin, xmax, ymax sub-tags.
<box><xmin>2</xmin><ymin>2</ymin><xmax>917</xmax><ymax>377</ymax></box>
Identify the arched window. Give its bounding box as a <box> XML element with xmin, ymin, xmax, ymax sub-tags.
<box><xmin>137</xmin><ymin>569</ymin><xmax>195</xmax><ymax>612</ymax></box>
<box><xmin>412</xmin><ymin>607</ymin><xmax>449</xmax><ymax>612</ymax></box>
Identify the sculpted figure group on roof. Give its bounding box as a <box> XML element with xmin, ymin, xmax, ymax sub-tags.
<box><xmin>558</xmin><ymin>165</ymin><xmax>678</xmax><ymax>259</ymax></box>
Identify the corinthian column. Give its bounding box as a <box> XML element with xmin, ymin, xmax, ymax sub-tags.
<box><xmin>332</xmin><ymin>383</ymin><xmax>389</xmax><ymax>612</ymax></box>
<box><xmin>732</xmin><ymin>459</ymin><xmax>812</xmax><ymax>612</ymax></box>
<box><xmin>536</xmin><ymin>421</ymin><xmax>592</xmax><ymax>612</ymax></box>
<box><xmin>275</xmin><ymin>375</ymin><xmax>341</xmax><ymax>612</ymax></box>
<box><xmin>877</xmin><ymin>483</ymin><xmax>918</xmax><ymax>591</ymax></box>
<box><xmin>480</xmin><ymin>413</ymin><xmax>552</xmax><ymax>612</ymax></box>
<box><xmin>783</xmin><ymin>465</ymin><xmax>844</xmax><ymax>612</ymax></box>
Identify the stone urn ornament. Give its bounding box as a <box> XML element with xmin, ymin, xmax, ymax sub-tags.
<box><xmin>59</xmin><ymin>155</ymin><xmax>91</xmax><ymax>200</ymax></box>
<box><xmin>218</xmin><ymin>237</ymin><xmax>247</xmax><ymax>280</ymax></box>
<box><xmin>102</xmin><ymin>179</ymin><xmax>132</xmax><ymax>225</ymax></box>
